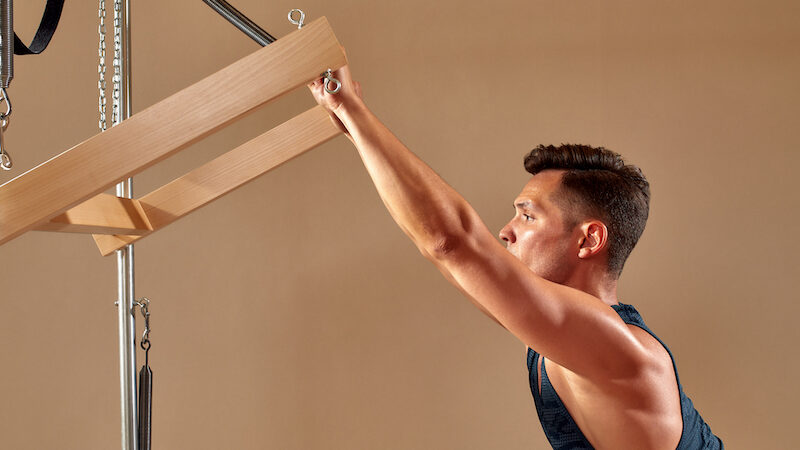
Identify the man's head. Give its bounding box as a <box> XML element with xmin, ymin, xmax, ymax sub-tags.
<box><xmin>499</xmin><ymin>144</ymin><xmax>650</xmax><ymax>281</ymax></box>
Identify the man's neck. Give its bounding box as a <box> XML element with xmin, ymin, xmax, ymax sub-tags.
<box><xmin>562</xmin><ymin>268</ymin><xmax>619</xmax><ymax>307</ymax></box>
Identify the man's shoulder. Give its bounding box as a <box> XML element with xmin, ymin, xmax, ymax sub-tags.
<box><xmin>546</xmin><ymin>336</ymin><xmax>684</xmax><ymax>448</ymax></box>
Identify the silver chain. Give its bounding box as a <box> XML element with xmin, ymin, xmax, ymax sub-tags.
<box><xmin>111</xmin><ymin>0</ymin><xmax>122</xmax><ymax>126</ymax></box>
<box><xmin>98</xmin><ymin>0</ymin><xmax>122</xmax><ymax>132</ymax></box>
<box><xmin>97</xmin><ymin>0</ymin><xmax>107</xmax><ymax>131</ymax></box>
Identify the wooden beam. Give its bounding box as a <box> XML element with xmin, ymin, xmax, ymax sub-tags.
<box><xmin>34</xmin><ymin>193</ymin><xmax>152</xmax><ymax>235</ymax></box>
<box><xmin>0</xmin><ymin>17</ymin><xmax>346</xmax><ymax>246</ymax></box>
<box><xmin>93</xmin><ymin>105</ymin><xmax>341</xmax><ymax>256</ymax></box>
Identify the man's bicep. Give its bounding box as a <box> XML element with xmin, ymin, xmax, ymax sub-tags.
<box><xmin>430</xmin><ymin>258</ymin><xmax>508</xmax><ymax>329</ymax></box>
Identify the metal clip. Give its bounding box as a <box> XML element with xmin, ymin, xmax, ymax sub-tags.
<box><xmin>323</xmin><ymin>69</ymin><xmax>341</xmax><ymax>94</ymax></box>
<box><xmin>288</xmin><ymin>9</ymin><xmax>305</xmax><ymax>29</ymax></box>
<box><xmin>133</xmin><ymin>297</ymin><xmax>151</xmax><ymax>351</ymax></box>
<box><xmin>0</xmin><ymin>87</ymin><xmax>11</xmax><ymax>170</ymax></box>
<box><xmin>0</xmin><ymin>123</ymin><xmax>10</xmax><ymax>170</ymax></box>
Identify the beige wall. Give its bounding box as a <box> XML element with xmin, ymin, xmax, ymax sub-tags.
<box><xmin>1</xmin><ymin>0</ymin><xmax>798</xmax><ymax>448</ymax></box>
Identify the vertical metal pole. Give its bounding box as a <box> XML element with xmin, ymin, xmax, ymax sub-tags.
<box><xmin>115</xmin><ymin>1</ymin><xmax>137</xmax><ymax>449</ymax></box>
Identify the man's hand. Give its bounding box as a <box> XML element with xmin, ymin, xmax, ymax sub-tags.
<box><xmin>307</xmin><ymin>60</ymin><xmax>363</xmax><ymax>137</ymax></box>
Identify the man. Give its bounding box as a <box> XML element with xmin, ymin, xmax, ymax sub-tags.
<box><xmin>308</xmin><ymin>63</ymin><xmax>723</xmax><ymax>449</ymax></box>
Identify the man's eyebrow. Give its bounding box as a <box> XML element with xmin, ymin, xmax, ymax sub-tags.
<box><xmin>514</xmin><ymin>201</ymin><xmax>539</xmax><ymax>210</ymax></box>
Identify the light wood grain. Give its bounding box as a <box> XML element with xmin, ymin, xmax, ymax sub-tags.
<box><xmin>93</xmin><ymin>105</ymin><xmax>341</xmax><ymax>256</ymax></box>
<box><xmin>34</xmin><ymin>193</ymin><xmax>152</xmax><ymax>235</ymax></box>
<box><xmin>0</xmin><ymin>17</ymin><xmax>346</xmax><ymax>246</ymax></box>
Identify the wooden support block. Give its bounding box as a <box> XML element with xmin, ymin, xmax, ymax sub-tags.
<box><xmin>34</xmin><ymin>193</ymin><xmax>152</xmax><ymax>235</ymax></box>
<box><xmin>93</xmin><ymin>105</ymin><xmax>341</xmax><ymax>256</ymax></box>
<box><xmin>0</xmin><ymin>17</ymin><xmax>346</xmax><ymax>246</ymax></box>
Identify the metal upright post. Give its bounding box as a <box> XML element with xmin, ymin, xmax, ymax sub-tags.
<box><xmin>115</xmin><ymin>1</ymin><xmax>138</xmax><ymax>449</ymax></box>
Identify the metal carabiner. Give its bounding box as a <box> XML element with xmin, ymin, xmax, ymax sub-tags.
<box><xmin>288</xmin><ymin>9</ymin><xmax>305</xmax><ymax>29</ymax></box>
<box><xmin>0</xmin><ymin>87</ymin><xmax>12</xmax><ymax>170</ymax></box>
<box><xmin>0</xmin><ymin>87</ymin><xmax>11</xmax><ymax>118</ymax></box>
<box><xmin>133</xmin><ymin>297</ymin><xmax>151</xmax><ymax>350</ymax></box>
<box><xmin>323</xmin><ymin>69</ymin><xmax>341</xmax><ymax>94</ymax></box>
<box><xmin>0</xmin><ymin>145</ymin><xmax>11</xmax><ymax>171</ymax></box>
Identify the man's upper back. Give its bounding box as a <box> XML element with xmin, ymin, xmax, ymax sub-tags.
<box><xmin>527</xmin><ymin>303</ymin><xmax>724</xmax><ymax>450</ymax></box>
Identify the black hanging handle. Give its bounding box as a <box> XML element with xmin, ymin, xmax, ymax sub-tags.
<box><xmin>137</xmin><ymin>362</ymin><xmax>153</xmax><ymax>450</ymax></box>
<box><xmin>14</xmin><ymin>0</ymin><xmax>65</xmax><ymax>55</ymax></box>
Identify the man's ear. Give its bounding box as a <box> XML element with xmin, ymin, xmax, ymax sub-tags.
<box><xmin>577</xmin><ymin>221</ymin><xmax>608</xmax><ymax>259</ymax></box>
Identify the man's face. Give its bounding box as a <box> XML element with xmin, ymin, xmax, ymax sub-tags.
<box><xmin>498</xmin><ymin>170</ymin><xmax>581</xmax><ymax>284</ymax></box>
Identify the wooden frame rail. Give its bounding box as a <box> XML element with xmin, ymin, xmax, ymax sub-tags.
<box><xmin>0</xmin><ymin>17</ymin><xmax>346</xmax><ymax>249</ymax></box>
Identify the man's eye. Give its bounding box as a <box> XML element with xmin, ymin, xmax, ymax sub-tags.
<box><xmin>523</xmin><ymin>214</ymin><xmax>534</xmax><ymax>222</ymax></box>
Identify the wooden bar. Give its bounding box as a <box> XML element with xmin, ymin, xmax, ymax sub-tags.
<box><xmin>34</xmin><ymin>193</ymin><xmax>152</xmax><ymax>235</ymax></box>
<box><xmin>93</xmin><ymin>105</ymin><xmax>341</xmax><ymax>256</ymax></box>
<box><xmin>0</xmin><ymin>17</ymin><xmax>346</xmax><ymax>246</ymax></box>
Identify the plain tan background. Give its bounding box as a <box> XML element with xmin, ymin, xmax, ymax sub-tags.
<box><xmin>1</xmin><ymin>0</ymin><xmax>798</xmax><ymax>448</ymax></box>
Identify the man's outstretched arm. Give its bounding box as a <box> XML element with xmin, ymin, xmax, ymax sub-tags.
<box><xmin>308</xmin><ymin>64</ymin><xmax>652</xmax><ymax>382</ymax></box>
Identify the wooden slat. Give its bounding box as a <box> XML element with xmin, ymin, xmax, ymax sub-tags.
<box><xmin>0</xmin><ymin>17</ymin><xmax>346</xmax><ymax>246</ymax></box>
<box><xmin>93</xmin><ymin>105</ymin><xmax>341</xmax><ymax>256</ymax></box>
<box><xmin>34</xmin><ymin>193</ymin><xmax>152</xmax><ymax>235</ymax></box>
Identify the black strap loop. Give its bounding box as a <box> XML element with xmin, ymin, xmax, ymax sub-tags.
<box><xmin>13</xmin><ymin>0</ymin><xmax>65</xmax><ymax>55</ymax></box>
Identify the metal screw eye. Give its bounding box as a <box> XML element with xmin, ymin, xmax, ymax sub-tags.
<box><xmin>288</xmin><ymin>9</ymin><xmax>305</xmax><ymax>29</ymax></box>
<box><xmin>323</xmin><ymin>69</ymin><xmax>341</xmax><ymax>94</ymax></box>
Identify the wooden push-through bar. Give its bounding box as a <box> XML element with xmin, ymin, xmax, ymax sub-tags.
<box><xmin>0</xmin><ymin>17</ymin><xmax>346</xmax><ymax>250</ymax></box>
<box><xmin>92</xmin><ymin>106</ymin><xmax>340</xmax><ymax>256</ymax></box>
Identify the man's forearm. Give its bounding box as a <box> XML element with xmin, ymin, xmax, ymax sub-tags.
<box><xmin>334</xmin><ymin>101</ymin><xmax>478</xmax><ymax>253</ymax></box>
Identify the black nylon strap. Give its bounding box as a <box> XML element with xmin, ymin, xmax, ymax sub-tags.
<box><xmin>13</xmin><ymin>0</ymin><xmax>65</xmax><ymax>55</ymax></box>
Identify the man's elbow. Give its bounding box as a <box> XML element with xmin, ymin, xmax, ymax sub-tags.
<box><xmin>420</xmin><ymin>233</ymin><xmax>467</xmax><ymax>261</ymax></box>
<box><xmin>418</xmin><ymin>209</ymin><xmax>484</xmax><ymax>260</ymax></box>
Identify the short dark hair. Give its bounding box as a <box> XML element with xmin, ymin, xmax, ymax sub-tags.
<box><xmin>523</xmin><ymin>144</ymin><xmax>650</xmax><ymax>278</ymax></box>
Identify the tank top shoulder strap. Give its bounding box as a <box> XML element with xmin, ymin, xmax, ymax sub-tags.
<box><xmin>611</xmin><ymin>302</ymin><xmax>647</xmax><ymax>328</ymax></box>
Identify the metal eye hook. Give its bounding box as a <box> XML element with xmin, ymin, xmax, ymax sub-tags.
<box><xmin>288</xmin><ymin>9</ymin><xmax>305</xmax><ymax>29</ymax></box>
<box><xmin>323</xmin><ymin>69</ymin><xmax>341</xmax><ymax>94</ymax></box>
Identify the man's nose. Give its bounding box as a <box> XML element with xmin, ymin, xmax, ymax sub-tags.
<box><xmin>499</xmin><ymin>223</ymin><xmax>515</xmax><ymax>244</ymax></box>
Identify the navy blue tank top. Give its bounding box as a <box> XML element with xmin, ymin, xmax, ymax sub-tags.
<box><xmin>526</xmin><ymin>303</ymin><xmax>723</xmax><ymax>449</ymax></box>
